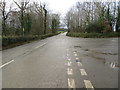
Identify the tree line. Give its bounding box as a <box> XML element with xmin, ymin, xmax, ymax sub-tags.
<box><xmin>0</xmin><ymin>0</ymin><xmax>60</xmax><ymax>36</ymax></box>
<box><xmin>65</xmin><ymin>1</ymin><xmax>120</xmax><ymax>33</ymax></box>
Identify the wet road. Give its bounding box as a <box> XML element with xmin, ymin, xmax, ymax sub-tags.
<box><xmin>2</xmin><ymin>33</ymin><xmax>118</xmax><ymax>88</ymax></box>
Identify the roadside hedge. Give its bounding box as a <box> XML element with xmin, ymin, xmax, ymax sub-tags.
<box><xmin>2</xmin><ymin>33</ymin><xmax>59</xmax><ymax>47</ymax></box>
<box><xmin>66</xmin><ymin>32</ymin><xmax>120</xmax><ymax>38</ymax></box>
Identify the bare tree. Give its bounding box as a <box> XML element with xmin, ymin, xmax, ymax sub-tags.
<box><xmin>14</xmin><ymin>0</ymin><xmax>30</xmax><ymax>36</ymax></box>
<box><xmin>43</xmin><ymin>4</ymin><xmax>47</xmax><ymax>34</ymax></box>
<box><xmin>0</xmin><ymin>0</ymin><xmax>13</xmax><ymax>35</ymax></box>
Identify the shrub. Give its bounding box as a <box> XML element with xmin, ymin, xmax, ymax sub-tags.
<box><xmin>67</xmin><ymin>32</ymin><xmax>120</xmax><ymax>38</ymax></box>
<box><xmin>2</xmin><ymin>33</ymin><xmax>59</xmax><ymax>47</ymax></box>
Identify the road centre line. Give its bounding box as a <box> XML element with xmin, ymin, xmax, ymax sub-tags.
<box><xmin>73</xmin><ymin>51</ymin><xmax>77</xmax><ymax>54</ymax></box>
<box><xmin>68</xmin><ymin>78</ymin><xmax>76</xmax><ymax>88</ymax></box>
<box><xmin>68</xmin><ymin>61</ymin><xmax>72</xmax><ymax>66</ymax></box>
<box><xmin>80</xmin><ymin>69</ymin><xmax>87</xmax><ymax>76</ymax></box>
<box><xmin>0</xmin><ymin>60</ymin><xmax>14</xmax><ymax>69</ymax></box>
<box><xmin>68</xmin><ymin>58</ymin><xmax>71</xmax><ymax>61</ymax></box>
<box><xmin>74</xmin><ymin>53</ymin><xmax>77</xmax><ymax>56</ymax></box>
<box><xmin>84</xmin><ymin>80</ymin><xmax>94</xmax><ymax>89</ymax></box>
<box><xmin>67</xmin><ymin>68</ymin><xmax>73</xmax><ymax>75</ymax></box>
<box><xmin>77</xmin><ymin>62</ymin><xmax>82</xmax><ymax>67</ymax></box>
<box><xmin>36</xmin><ymin>43</ymin><xmax>47</xmax><ymax>49</ymax></box>
<box><xmin>76</xmin><ymin>57</ymin><xmax>79</xmax><ymax>60</ymax></box>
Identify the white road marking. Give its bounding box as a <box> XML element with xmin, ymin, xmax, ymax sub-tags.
<box><xmin>73</xmin><ymin>51</ymin><xmax>77</xmax><ymax>54</ymax></box>
<box><xmin>80</xmin><ymin>69</ymin><xmax>87</xmax><ymax>76</ymax></box>
<box><xmin>68</xmin><ymin>58</ymin><xmax>71</xmax><ymax>61</ymax></box>
<box><xmin>112</xmin><ymin>63</ymin><xmax>116</xmax><ymax>68</ymax></box>
<box><xmin>110</xmin><ymin>62</ymin><xmax>116</xmax><ymax>68</ymax></box>
<box><xmin>84</xmin><ymin>80</ymin><xmax>94</xmax><ymax>89</ymax></box>
<box><xmin>68</xmin><ymin>78</ymin><xmax>76</xmax><ymax>88</ymax></box>
<box><xmin>36</xmin><ymin>43</ymin><xmax>46</xmax><ymax>49</ymax></box>
<box><xmin>68</xmin><ymin>61</ymin><xmax>72</xmax><ymax>66</ymax></box>
<box><xmin>77</xmin><ymin>62</ymin><xmax>82</xmax><ymax>67</ymax></box>
<box><xmin>76</xmin><ymin>57</ymin><xmax>79</xmax><ymax>60</ymax></box>
<box><xmin>0</xmin><ymin>60</ymin><xmax>14</xmax><ymax>69</ymax></box>
<box><xmin>74</xmin><ymin>53</ymin><xmax>77</xmax><ymax>56</ymax></box>
<box><xmin>67</xmin><ymin>68</ymin><xmax>73</xmax><ymax>75</ymax></box>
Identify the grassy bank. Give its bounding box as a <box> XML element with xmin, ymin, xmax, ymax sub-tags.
<box><xmin>2</xmin><ymin>33</ymin><xmax>59</xmax><ymax>50</ymax></box>
<box><xmin>66</xmin><ymin>32</ymin><xmax>120</xmax><ymax>38</ymax></box>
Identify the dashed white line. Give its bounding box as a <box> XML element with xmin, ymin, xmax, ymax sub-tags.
<box><xmin>73</xmin><ymin>51</ymin><xmax>76</xmax><ymax>54</ymax></box>
<box><xmin>68</xmin><ymin>78</ymin><xmax>76</xmax><ymax>88</ymax></box>
<box><xmin>0</xmin><ymin>60</ymin><xmax>14</xmax><ymax>69</ymax></box>
<box><xmin>68</xmin><ymin>58</ymin><xmax>71</xmax><ymax>61</ymax></box>
<box><xmin>74</xmin><ymin>53</ymin><xmax>77</xmax><ymax>56</ymax></box>
<box><xmin>67</xmin><ymin>68</ymin><xmax>73</xmax><ymax>75</ymax></box>
<box><xmin>76</xmin><ymin>57</ymin><xmax>79</xmax><ymax>60</ymax></box>
<box><xmin>36</xmin><ymin>43</ymin><xmax>46</xmax><ymax>49</ymax></box>
<box><xmin>80</xmin><ymin>69</ymin><xmax>87</xmax><ymax>76</ymax></box>
<box><xmin>77</xmin><ymin>62</ymin><xmax>82</xmax><ymax>67</ymax></box>
<box><xmin>84</xmin><ymin>80</ymin><xmax>94</xmax><ymax>89</ymax></box>
<box><xmin>68</xmin><ymin>61</ymin><xmax>72</xmax><ymax>66</ymax></box>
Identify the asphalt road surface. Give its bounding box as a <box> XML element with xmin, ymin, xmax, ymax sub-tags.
<box><xmin>1</xmin><ymin>32</ymin><xmax>119</xmax><ymax>88</ymax></box>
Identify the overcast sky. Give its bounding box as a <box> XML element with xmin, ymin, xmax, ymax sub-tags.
<box><xmin>7</xmin><ymin>0</ymin><xmax>79</xmax><ymax>17</ymax></box>
<box><xmin>41</xmin><ymin>0</ymin><xmax>79</xmax><ymax>15</ymax></box>
<box><xmin>7</xmin><ymin>0</ymin><xmax>119</xmax><ymax>17</ymax></box>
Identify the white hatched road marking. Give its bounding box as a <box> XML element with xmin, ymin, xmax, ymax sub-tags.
<box><xmin>80</xmin><ymin>69</ymin><xmax>87</xmax><ymax>76</ymax></box>
<box><xmin>84</xmin><ymin>80</ymin><xmax>94</xmax><ymax>89</ymax></box>
<box><xmin>68</xmin><ymin>78</ymin><xmax>76</xmax><ymax>89</ymax></box>
<box><xmin>77</xmin><ymin>62</ymin><xmax>82</xmax><ymax>67</ymax></box>
<box><xmin>67</xmin><ymin>68</ymin><xmax>73</xmax><ymax>75</ymax></box>
<box><xmin>0</xmin><ymin>60</ymin><xmax>14</xmax><ymax>69</ymax></box>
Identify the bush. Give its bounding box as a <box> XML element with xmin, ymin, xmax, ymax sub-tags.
<box><xmin>67</xmin><ymin>32</ymin><xmax>120</xmax><ymax>38</ymax></box>
<box><xmin>2</xmin><ymin>33</ymin><xmax>59</xmax><ymax>47</ymax></box>
<box><xmin>84</xmin><ymin>19</ymin><xmax>112</xmax><ymax>33</ymax></box>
